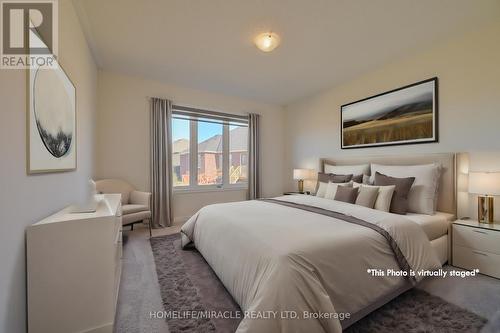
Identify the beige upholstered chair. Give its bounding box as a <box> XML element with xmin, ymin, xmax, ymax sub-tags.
<box><xmin>95</xmin><ymin>179</ymin><xmax>152</xmax><ymax>234</ymax></box>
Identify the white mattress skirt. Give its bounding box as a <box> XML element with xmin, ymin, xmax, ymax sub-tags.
<box><xmin>430</xmin><ymin>234</ymin><xmax>448</xmax><ymax>265</ymax></box>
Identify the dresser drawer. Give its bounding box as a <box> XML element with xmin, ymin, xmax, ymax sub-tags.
<box><xmin>453</xmin><ymin>224</ymin><xmax>500</xmax><ymax>255</ymax></box>
<box><xmin>453</xmin><ymin>245</ymin><xmax>500</xmax><ymax>279</ymax></box>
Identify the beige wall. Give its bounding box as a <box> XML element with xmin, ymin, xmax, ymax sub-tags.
<box><xmin>284</xmin><ymin>21</ymin><xmax>500</xmax><ymax>195</ymax></box>
<box><xmin>95</xmin><ymin>70</ymin><xmax>285</xmax><ymax>221</ymax></box>
<box><xmin>0</xmin><ymin>1</ymin><xmax>97</xmax><ymax>332</ymax></box>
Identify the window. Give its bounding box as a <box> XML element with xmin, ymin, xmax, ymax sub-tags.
<box><xmin>229</xmin><ymin>125</ymin><xmax>248</xmax><ymax>184</ymax></box>
<box><xmin>197</xmin><ymin>120</ymin><xmax>222</xmax><ymax>185</ymax></box>
<box><xmin>172</xmin><ymin>118</ymin><xmax>190</xmax><ymax>186</ymax></box>
<box><xmin>171</xmin><ymin>106</ymin><xmax>248</xmax><ymax>190</ymax></box>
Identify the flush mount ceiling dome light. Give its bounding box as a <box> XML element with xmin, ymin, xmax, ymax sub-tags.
<box><xmin>254</xmin><ymin>32</ymin><xmax>281</xmax><ymax>52</ymax></box>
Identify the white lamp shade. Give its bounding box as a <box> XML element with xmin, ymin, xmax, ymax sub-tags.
<box><xmin>293</xmin><ymin>169</ymin><xmax>312</xmax><ymax>180</ymax></box>
<box><xmin>468</xmin><ymin>172</ymin><xmax>500</xmax><ymax>195</ymax></box>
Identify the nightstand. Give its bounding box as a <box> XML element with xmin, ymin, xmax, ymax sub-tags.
<box><xmin>452</xmin><ymin>219</ymin><xmax>500</xmax><ymax>279</ymax></box>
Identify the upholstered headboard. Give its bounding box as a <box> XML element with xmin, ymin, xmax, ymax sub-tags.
<box><xmin>320</xmin><ymin>153</ymin><xmax>463</xmax><ymax>215</ymax></box>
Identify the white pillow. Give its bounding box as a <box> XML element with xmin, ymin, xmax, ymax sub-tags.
<box><xmin>324</xmin><ymin>182</ymin><xmax>351</xmax><ymax>200</ymax></box>
<box><xmin>324</xmin><ymin>164</ymin><xmax>370</xmax><ymax>176</ymax></box>
<box><xmin>353</xmin><ymin>182</ymin><xmax>395</xmax><ymax>212</ymax></box>
<box><xmin>370</xmin><ymin>163</ymin><xmax>441</xmax><ymax>215</ymax></box>
<box><xmin>362</xmin><ymin>174</ymin><xmax>373</xmax><ymax>185</ymax></box>
<box><xmin>316</xmin><ymin>182</ymin><xmax>329</xmax><ymax>198</ymax></box>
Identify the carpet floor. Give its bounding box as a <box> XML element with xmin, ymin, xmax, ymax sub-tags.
<box><xmin>150</xmin><ymin>233</ymin><xmax>488</xmax><ymax>333</ymax></box>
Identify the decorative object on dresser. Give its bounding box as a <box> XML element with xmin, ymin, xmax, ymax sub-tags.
<box><xmin>293</xmin><ymin>168</ymin><xmax>313</xmax><ymax>193</ymax></box>
<box><xmin>452</xmin><ymin>219</ymin><xmax>500</xmax><ymax>279</ymax></box>
<box><xmin>341</xmin><ymin>77</ymin><xmax>438</xmax><ymax>149</ymax></box>
<box><xmin>96</xmin><ymin>179</ymin><xmax>152</xmax><ymax>236</ymax></box>
<box><xmin>71</xmin><ymin>179</ymin><xmax>99</xmax><ymax>213</ymax></box>
<box><xmin>27</xmin><ymin>30</ymin><xmax>76</xmax><ymax>174</ymax></box>
<box><xmin>26</xmin><ymin>194</ymin><xmax>122</xmax><ymax>333</ymax></box>
<box><xmin>468</xmin><ymin>172</ymin><xmax>500</xmax><ymax>224</ymax></box>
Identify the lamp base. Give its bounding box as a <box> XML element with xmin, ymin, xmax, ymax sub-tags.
<box><xmin>478</xmin><ymin>195</ymin><xmax>494</xmax><ymax>224</ymax></box>
<box><xmin>297</xmin><ymin>179</ymin><xmax>304</xmax><ymax>193</ymax></box>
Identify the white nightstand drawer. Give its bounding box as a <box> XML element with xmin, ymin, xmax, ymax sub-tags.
<box><xmin>453</xmin><ymin>224</ymin><xmax>500</xmax><ymax>255</ymax></box>
<box><xmin>453</xmin><ymin>245</ymin><xmax>500</xmax><ymax>279</ymax></box>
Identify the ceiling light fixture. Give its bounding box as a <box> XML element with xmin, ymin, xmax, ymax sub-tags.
<box><xmin>254</xmin><ymin>32</ymin><xmax>280</xmax><ymax>52</ymax></box>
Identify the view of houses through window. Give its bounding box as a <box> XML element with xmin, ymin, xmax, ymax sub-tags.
<box><xmin>197</xmin><ymin>120</ymin><xmax>223</xmax><ymax>185</ymax></box>
<box><xmin>229</xmin><ymin>125</ymin><xmax>248</xmax><ymax>184</ymax></box>
<box><xmin>172</xmin><ymin>117</ymin><xmax>248</xmax><ymax>188</ymax></box>
<box><xmin>172</xmin><ymin>118</ymin><xmax>190</xmax><ymax>186</ymax></box>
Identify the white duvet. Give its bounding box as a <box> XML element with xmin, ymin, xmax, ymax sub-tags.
<box><xmin>181</xmin><ymin>195</ymin><xmax>441</xmax><ymax>333</ymax></box>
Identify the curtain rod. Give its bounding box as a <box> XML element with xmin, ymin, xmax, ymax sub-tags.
<box><xmin>148</xmin><ymin>97</ymin><xmax>248</xmax><ymax>120</ymax></box>
<box><xmin>172</xmin><ymin>105</ymin><xmax>248</xmax><ymax>120</ymax></box>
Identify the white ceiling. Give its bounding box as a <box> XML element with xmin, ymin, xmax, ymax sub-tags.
<box><xmin>75</xmin><ymin>0</ymin><xmax>500</xmax><ymax>105</ymax></box>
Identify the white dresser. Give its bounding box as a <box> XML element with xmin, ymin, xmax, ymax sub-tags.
<box><xmin>27</xmin><ymin>194</ymin><xmax>122</xmax><ymax>333</ymax></box>
<box><xmin>452</xmin><ymin>219</ymin><xmax>500</xmax><ymax>279</ymax></box>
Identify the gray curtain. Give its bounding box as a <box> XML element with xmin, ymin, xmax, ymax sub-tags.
<box><xmin>150</xmin><ymin>97</ymin><xmax>173</xmax><ymax>227</ymax></box>
<box><xmin>248</xmin><ymin>113</ymin><xmax>260</xmax><ymax>200</ymax></box>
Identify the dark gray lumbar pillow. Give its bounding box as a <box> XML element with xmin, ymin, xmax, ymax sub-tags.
<box><xmin>351</xmin><ymin>174</ymin><xmax>364</xmax><ymax>183</ymax></box>
<box><xmin>355</xmin><ymin>186</ymin><xmax>379</xmax><ymax>208</ymax></box>
<box><xmin>316</xmin><ymin>172</ymin><xmax>353</xmax><ymax>183</ymax></box>
<box><xmin>374</xmin><ymin>172</ymin><xmax>415</xmax><ymax>215</ymax></box>
<box><xmin>334</xmin><ymin>186</ymin><xmax>359</xmax><ymax>204</ymax></box>
<box><xmin>316</xmin><ymin>172</ymin><xmax>353</xmax><ymax>192</ymax></box>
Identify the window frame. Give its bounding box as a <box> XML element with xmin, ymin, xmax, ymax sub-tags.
<box><xmin>172</xmin><ymin>112</ymin><xmax>248</xmax><ymax>193</ymax></box>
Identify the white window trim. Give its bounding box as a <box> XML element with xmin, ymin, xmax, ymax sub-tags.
<box><xmin>173</xmin><ymin>117</ymin><xmax>248</xmax><ymax>193</ymax></box>
<box><xmin>173</xmin><ymin>185</ymin><xmax>247</xmax><ymax>194</ymax></box>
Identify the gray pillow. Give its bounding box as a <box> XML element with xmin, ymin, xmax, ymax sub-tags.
<box><xmin>355</xmin><ymin>186</ymin><xmax>379</xmax><ymax>208</ymax></box>
<box><xmin>317</xmin><ymin>172</ymin><xmax>353</xmax><ymax>183</ymax></box>
<box><xmin>316</xmin><ymin>173</ymin><xmax>353</xmax><ymax>192</ymax></box>
<box><xmin>351</xmin><ymin>174</ymin><xmax>363</xmax><ymax>183</ymax></box>
<box><xmin>374</xmin><ymin>172</ymin><xmax>415</xmax><ymax>215</ymax></box>
<box><xmin>334</xmin><ymin>186</ymin><xmax>359</xmax><ymax>204</ymax></box>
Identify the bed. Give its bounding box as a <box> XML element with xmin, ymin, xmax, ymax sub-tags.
<box><xmin>181</xmin><ymin>153</ymin><xmax>463</xmax><ymax>333</ymax></box>
<box><xmin>320</xmin><ymin>153</ymin><xmax>460</xmax><ymax>267</ymax></box>
<box><xmin>406</xmin><ymin>212</ymin><xmax>455</xmax><ymax>265</ymax></box>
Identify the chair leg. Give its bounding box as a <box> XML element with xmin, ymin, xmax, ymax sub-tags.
<box><xmin>148</xmin><ymin>219</ymin><xmax>152</xmax><ymax>238</ymax></box>
<box><xmin>131</xmin><ymin>224</ymin><xmax>134</xmax><ymax>231</ymax></box>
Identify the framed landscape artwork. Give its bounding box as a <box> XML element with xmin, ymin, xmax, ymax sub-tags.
<box><xmin>27</xmin><ymin>29</ymin><xmax>76</xmax><ymax>173</ymax></box>
<box><xmin>341</xmin><ymin>77</ymin><xmax>438</xmax><ymax>149</ymax></box>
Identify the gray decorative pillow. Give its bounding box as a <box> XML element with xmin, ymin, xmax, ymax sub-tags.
<box><xmin>334</xmin><ymin>186</ymin><xmax>359</xmax><ymax>204</ymax></box>
<box><xmin>355</xmin><ymin>186</ymin><xmax>379</xmax><ymax>208</ymax></box>
<box><xmin>374</xmin><ymin>172</ymin><xmax>415</xmax><ymax>215</ymax></box>
<box><xmin>324</xmin><ymin>182</ymin><xmax>353</xmax><ymax>200</ymax></box>
<box><xmin>328</xmin><ymin>173</ymin><xmax>353</xmax><ymax>183</ymax></box>
<box><xmin>351</xmin><ymin>174</ymin><xmax>363</xmax><ymax>183</ymax></box>
<box><xmin>316</xmin><ymin>173</ymin><xmax>353</xmax><ymax>193</ymax></box>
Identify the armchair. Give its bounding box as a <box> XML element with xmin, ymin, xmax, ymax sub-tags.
<box><xmin>95</xmin><ymin>179</ymin><xmax>152</xmax><ymax>235</ymax></box>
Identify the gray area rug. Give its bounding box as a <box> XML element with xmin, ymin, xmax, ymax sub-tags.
<box><xmin>344</xmin><ymin>288</ymin><xmax>487</xmax><ymax>333</ymax></box>
<box><xmin>150</xmin><ymin>233</ymin><xmax>487</xmax><ymax>333</ymax></box>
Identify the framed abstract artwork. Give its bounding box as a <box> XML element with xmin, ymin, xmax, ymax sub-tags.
<box><xmin>341</xmin><ymin>78</ymin><xmax>438</xmax><ymax>149</ymax></box>
<box><xmin>27</xmin><ymin>31</ymin><xmax>76</xmax><ymax>174</ymax></box>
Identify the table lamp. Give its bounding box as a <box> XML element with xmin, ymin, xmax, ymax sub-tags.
<box><xmin>293</xmin><ymin>169</ymin><xmax>313</xmax><ymax>193</ymax></box>
<box><xmin>468</xmin><ymin>172</ymin><xmax>500</xmax><ymax>223</ymax></box>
